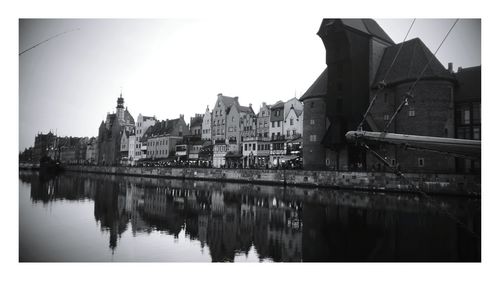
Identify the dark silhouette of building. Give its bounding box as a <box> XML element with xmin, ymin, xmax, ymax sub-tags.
<box><xmin>301</xmin><ymin>19</ymin><xmax>480</xmax><ymax>173</ymax></box>
<box><xmin>454</xmin><ymin>66</ymin><xmax>481</xmax><ymax>173</ymax></box>
<box><xmin>32</xmin><ymin>131</ymin><xmax>57</xmax><ymax>163</ymax></box>
<box><xmin>97</xmin><ymin>94</ymin><xmax>135</xmax><ymax>165</ymax></box>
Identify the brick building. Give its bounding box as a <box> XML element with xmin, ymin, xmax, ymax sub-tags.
<box><xmin>301</xmin><ymin>19</ymin><xmax>480</xmax><ymax>173</ymax></box>
<box><xmin>96</xmin><ymin>94</ymin><xmax>135</xmax><ymax>165</ymax></box>
<box><xmin>454</xmin><ymin>66</ymin><xmax>481</xmax><ymax>173</ymax></box>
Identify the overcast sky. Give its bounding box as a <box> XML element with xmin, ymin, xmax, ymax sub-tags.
<box><xmin>19</xmin><ymin>18</ymin><xmax>480</xmax><ymax>151</ymax></box>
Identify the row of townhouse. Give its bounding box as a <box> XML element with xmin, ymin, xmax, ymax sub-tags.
<box><xmin>198</xmin><ymin>93</ymin><xmax>304</xmax><ymax>168</ymax></box>
<box><xmin>91</xmin><ymin>90</ymin><xmax>304</xmax><ymax>168</ymax></box>
<box><xmin>25</xmin><ymin>131</ymin><xmax>97</xmax><ymax>165</ymax></box>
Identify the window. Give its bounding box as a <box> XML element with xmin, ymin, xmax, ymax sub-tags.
<box><xmin>290</xmin><ymin>118</ymin><xmax>294</xmax><ymax>125</ymax></box>
<box><xmin>253</xmin><ymin>144</ymin><xmax>256</xmax><ymax>150</ymax></box>
<box><xmin>272</xmin><ymin>133</ymin><xmax>275</xmax><ymax>140</ymax></box>
<box><xmin>277</xmin><ymin>121</ymin><xmax>281</xmax><ymax>127</ymax></box>
<box><xmin>272</xmin><ymin>121</ymin><xmax>275</xmax><ymax>128</ymax></box>
<box><xmin>310</xmin><ymin>102</ymin><xmax>314</xmax><ymax>108</ymax></box>
<box><xmin>309</xmin><ymin>135</ymin><xmax>317</xmax><ymax>142</ymax></box>
<box><xmin>287</xmin><ymin>130</ymin><xmax>290</xmax><ymax>137</ymax></box>
<box><xmin>408</xmin><ymin>107</ymin><xmax>415</xmax><ymax>117</ymax></box>
<box><xmin>383</xmin><ymin>114</ymin><xmax>390</xmax><ymax>121</ymax></box>
<box><xmin>293</xmin><ymin>130</ymin><xmax>296</xmax><ymax>135</ymax></box>
<box><xmin>245</xmin><ymin>144</ymin><xmax>247</xmax><ymax>151</ymax></box>
<box><xmin>310</xmin><ymin>119</ymin><xmax>315</xmax><ymax>125</ymax></box>
<box><xmin>463</xmin><ymin>109</ymin><xmax>470</xmax><ymax>124</ymax></box>
<box><xmin>384</xmin><ymin>93</ymin><xmax>388</xmax><ymax>103</ymax></box>
<box><xmin>418</xmin><ymin>158</ymin><xmax>425</xmax><ymax>167</ymax></box>
<box><xmin>472</xmin><ymin>103</ymin><xmax>481</xmax><ymax>124</ymax></box>
<box><xmin>473</xmin><ymin>127</ymin><xmax>481</xmax><ymax>140</ymax></box>
<box><xmin>232</xmin><ymin>116</ymin><xmax>235</xmax><ymax>122</ymax></box>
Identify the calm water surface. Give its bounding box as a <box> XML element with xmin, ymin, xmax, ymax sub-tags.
<box><xmin>19</xmin><ymin>171</ymin><xmax>480</xmax><ymax>262</ymax></box>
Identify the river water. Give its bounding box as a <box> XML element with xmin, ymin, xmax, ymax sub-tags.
<box><xmin>19</xmin><ymin>171</ymin><xmax>481</xmax><ymax>262</ymax></box>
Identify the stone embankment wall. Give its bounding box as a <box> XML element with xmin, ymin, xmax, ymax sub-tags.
<box><xmin>61</xmin><ymin>165</ymin><xmax>480</xmax><ymax>197</ymax></box>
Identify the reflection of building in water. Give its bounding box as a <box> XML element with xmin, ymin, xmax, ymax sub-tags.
<box><xmin>22</xmin><ymin>172</ymin><xmax>480</xmax><ymax>261</ymax></box>
<box><xmin>210</xmin><ymin>191</ymin><xmax>224</xmax><ymax>215</ymax></box>
<box><xmin>198</xmin><ymin>214</ymin><xmax>209</xmax><ymax>249</ymax></box>
<box><xmin>93</xmin><ymin>180</ymin><xmax>129</xmax><ymax>251</ymax></box>
<box><xmin>141</xmin><ymin>187</ymin><xmax>184</xmax><ymax>237</ymax></box>
<box><xmin>267</xmin><ymin>203</ymin><xmax>303</xmax><ymax>262</ymax></box>
<box><xmin>124</xmin><ymin>182</ymin><xmax>149</xmax><ymax>235</ymax></box>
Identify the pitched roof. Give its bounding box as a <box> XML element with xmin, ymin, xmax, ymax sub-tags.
<box><xmin>142</xmin><ymin>118</ymin><xmax>183</xmax><ymax>140</ymax></box>
<box><xmin>300</xmin><ymin>68</ymin><xmax>328</xmax><ymax>101</ymax></box>
<box><xmin>237</xmin><ymin>105</ymin><xmax>254</xmax><ymax>114</ymax></box>
<box><xmin>124</xmin><ymin>108</ymin><xmax>135</xmax><ymax>124</ymax></box>
<box><xmin>271</xmin><ymin>101</ymin><xmax>284</xmax><ymax>109</ymax></box>
<box><xmin>373</xmin><ymin>38</ymin><xmax>455</xmax><ymax>87</ymax></box>
<box><xmin>454</xmin><ymin>66</ymin><xmax>481</xmax><ymax>102</ymax></box>
<box><xmin>220</xmin><ymin>95</ymin><xmax>240</xmax><ymax>108</ymax></box>
<box><xmin>318</xmin><ymin>19</ymin><xmax>394</xmax><ymax>45</ymax></box>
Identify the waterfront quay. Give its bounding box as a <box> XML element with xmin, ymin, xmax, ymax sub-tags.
<box><xmin>60</xmin><ymin>165</ymin><xmax>480</xmax><ymax>197</ymax></box>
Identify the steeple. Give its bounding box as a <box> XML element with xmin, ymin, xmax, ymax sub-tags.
<box><xmin>117</xmin><ymin>91</ymin><xmax>124</xmax><ymax>109</ymax></box>
<box><xmin>116</xmin><ymin>91</ymin><xmax>125</xmax><ymax>123</ymax></box>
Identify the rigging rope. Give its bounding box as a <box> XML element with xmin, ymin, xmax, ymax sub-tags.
<box><xmin>357</xmin><ymin>19</ymin><xmax>416</xmax><ymax>131</ymax></box>
<box><xmin>19</xmin><ymin>28</ymin><xmax>80</xmax><ymax>56</ymax></box>
<box><xmin>382</xmin><ymin>19</ymin><xmax>459</xmax><ymax>132</ymax></box>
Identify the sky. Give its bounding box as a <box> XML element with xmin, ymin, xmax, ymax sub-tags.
<box><xmin>19</xmin><ymin>18</ymin><xmax>481</xmax><ymax>151</ymax></box>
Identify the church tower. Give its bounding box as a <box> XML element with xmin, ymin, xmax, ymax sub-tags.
<box><xmin>116</xmin><ymin>92</ymin><xmax>125</xmax><ymax>124</ymax></box>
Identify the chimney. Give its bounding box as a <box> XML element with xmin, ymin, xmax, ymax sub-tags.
<box><xmin>234</xmin><ymin>96</ymin><xmax>239</xmax><ymax>103</ymax></box>
<box><xmin>249</xmin><ymin>103</ymin><xmax>252</xmax><ymax>108</ymax></box>
<box><xmin>218</xmin><ymin>93</ymin><xmax>222</xmax><ymax>96</ymax></box>
<box><xmin>180</xmin><ymin>114</ymin><xmax>184</xmax><ymax>120</ymax></box>
<box><xmin>448</xmin><ymin>62</ymin><xmax>453</xmax><ymax>73</ymax></box>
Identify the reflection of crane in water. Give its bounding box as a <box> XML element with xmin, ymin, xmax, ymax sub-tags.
<box><xmin>19</xmin><ymin>28</ymin><xmax>80</xmax><ymax>56</ymax></box>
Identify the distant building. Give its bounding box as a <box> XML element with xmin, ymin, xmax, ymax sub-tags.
<box><xmin>96</xmin><ymin>94</ymin><xmax>135</xmax><ymax>165</ymax></box>
<box><xmin>270</xmin><ymin>101</ymin><xmax>284</xmax><ymax>141</ymax></box>
<box><xmin>284</xmin><ymin>106</ymin><xmax>303</xmax><ymax>139</ymax></box>
<box><xmin>239</xmin><ymin>103</ymin><xmax>256</xmax><ymax>140</ymax></box>
<box><xmin>119</xmin><ymin>129</ymin><xmax>136</xmax><ymax>165</ymax></box>
<box><xmin>86</xmin><ymin>137</ymin><xmax>97</xmax><ymax>164</ymax></box>
<box><xmin>32</xmin><ymin>131</ymin><xmax>57</xmax><ymax>163</ymax></box>
<box><xmin>135</xmin><ymin>114</ymin><xmax>157</xmax><ymax>160</ymax></box>
<box><xmin>189</xmin><ymin>114</ymin><xmax>204</xmax><ymax>137</ymax></box>
<box><xmin>142</xmin><ymin>116</ymin><xmax>190</xmax><ymax>160</ymax></box>
<box><xmin>201</xmin><ymin>106</ymin><xmax>212</xmax><ymax>141</ymax></box>
<box><xmin>59</xmin><ymin>137</ymin><xmax>88</xmax><ymax>164</ymax></box>
<box><xmin>256</xmin><ymin>102</ymin><xmax>271</xmax><ymax>139</ymax></box>
<box><xmin>211</xmin><ymin>93</ymin><xmax>239</xmax><ymax>143</ymax></box>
